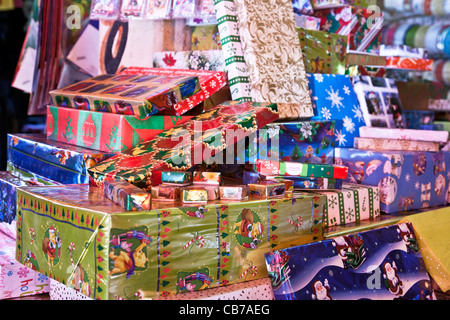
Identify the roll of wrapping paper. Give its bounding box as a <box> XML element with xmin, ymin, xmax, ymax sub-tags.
<box><xmin>411</xmin><ymin>0</ymin><xmax>425</xmax><ymax>13</ymax></box>
<box><xmin>438</xmin><ymin>27</ymin><xmax>450</xmax><ymax>57</ymax></box>
<box><xmin>425</xmin><ymin>24</ymin><xmax>448</xmax><ymax>54</ymax></box>
<box><xmin>423</xmin><ymin>0</ymin><xmax>433</xmax><ymax>14</ymax></box>
<box><xmin>434</xmin><ymin>59</ymin><xmax>446</xmax><ymax>83</ymax></box>
<box><xmin>445</xmin><ymin>0</ymin><xmax>450</xmax><ymax>14</ymax></box>
<box><xmin>431</xmin><ymin>0</ymin><xmax>446</xmax><ymax>15</ymax></box>
<box><xmin>443</xmin><ymin>60</ymin><xmax>450</xmax><ymax>85</ymax></box>
<box><xmin>393</xmin><ymin>23</ymin><xmax>415</xmax><ymax>45</ymax></box>
<box><xmin>413</xmin><ymin>25</ymin><xmax>430</xmax><ymax>48</ymax></box>
<box><xmin>404</xmin><ymin>25</ymin><xmax>421</xmax><ymax>47</ymax></box>
<box><xmin>253</xmin><ymin>159</ymin><xmax>349</xmax><ymax>179</ymax></box>
<box><xmin>383</xmin><ymin>23</ymin><xmax>401</xmax><ymax>45</ymax></box>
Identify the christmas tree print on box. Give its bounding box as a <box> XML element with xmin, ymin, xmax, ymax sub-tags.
<box><xmin>307</xmin><ymin>73</ymin><xmax>364</xmax><ymax>148</ymax></box>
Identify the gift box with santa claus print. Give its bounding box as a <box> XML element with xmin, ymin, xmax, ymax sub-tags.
<box><xmin>335</xmin><ymin>148</ymin><xmax>450</xmax><ymax>213</ymax></box>
<box><xmin>15</xmin><ymin>183</ymin><xmax>325</xmax><ymax>300</ymax></box>
<box><xmin>264</xmin><ymin>222</ymin><xmax>436</xmax><ymax>300</ymax></box>
<box><xmin>313</xmin><ymin>5</ymin><xmax>383</xmax><ymax>54</ymax></box>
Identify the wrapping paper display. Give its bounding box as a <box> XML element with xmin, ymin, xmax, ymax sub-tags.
<box><xmin>399</xmin><ymin>207</ymin><xmax>450</xmax><ymax>292</ymax></box>
<box><xmin>47</xmin><ymin>106</ymin><xmax>193</xmax><ymax>153</ymax></box>
<box><xmin>265</xmin><ymin>223</ymin><xmax>436</xmax><ymax>300</ymax></box>
<box><xmin>118</xmin><ymin>67</ymin><xmax>228</xmax><ymax>116</ymax></box>
<box><xmin>352</xmin><ymin>76</ymin><xmax>406</xmax><ymax>129</ymax></box>
<box><xmin>104</xmin><ymin>180</ymin><xmax>152</xmax><ymax>211</ymax></box>
<box><xmin>49</xmin><ymin>73</ymin><xmax>201</xmax><ymax>117</ymax></box>
<box><xmin>242</xmin><ymin>171</ymin><xmax>343</xmax><ymax>191</ymax></box>
<box><xmin>152</xmin><ymin>50</ymin><xmax>225</xmax><ymax>72</ymax></box>
<box><xmin>15</xmin><ymin>184</ymin><xmax>325</xmax><ymax>300</ymax></box>
<box><xmin>252</xmin><ymin>121</ymin><xmax>336</xmax><ymax>165</ymax></box>
<box><xmin>303</xmin><ymin>183</ymin><xmax>380</xmax><ymax>228</ymax></box>
<box><xmin>354</xmin><ymin>137</ymin><xmax>441</xmax><ymax>152</ymax></box>
<box><xmin>233</xmin><ymin>0</ymin><xmax>314</xmax><ymax>119</ymax></box>
<box><xmin>88</xmin><ymin>101</ymin><xmax>279</xmax><ymax>190</ymax></box>
<box><xmin>313</xmin><ymin>6</ymin><xmax>383</xmax><ymax>53</ymax></box>
<box><xmin>307</xmin><ymin>73</ymin><xmax>365</xmax><ymax>148</ymax></box>
<box><xmin>298</xmin><ymin>28</ymin><xmax>347</xmax><ymax>75</ymax></box>
<box><xmin>253</xmin><ymin>160</ymin><xmax>349</xmax><ymax>180</ymax></box>
<box><xmin>0</xmin><ymin>172</ymin><xmax>29</xmax><ymax>224</ymax></box>
<box><xmin>7</xmin><ymin>133</ymin><xmax>115</xmax><ymax>185</ymax></box>
<box><xmin>359</xmin><ymin>126</ymin><xmax>449</xmax><ymax>143</ymax></box>
<box><xmin>214</xmin><ymin>0</ymin><xmax>252</xmax><ymax>102</ymax></box>
<box><xmin>335</xmin><ymin>148</ymin><xmax>450</xmax><ymax>213</ymax></box>
<box><xmin>191</xmin><ymin>25</ymin><xmax>222</xmax><ymax>51</ymax></box>
<box><xmin>1</xmin><ymin>226</ymin><xmax>50</xmax><ymax>299</ymax></box>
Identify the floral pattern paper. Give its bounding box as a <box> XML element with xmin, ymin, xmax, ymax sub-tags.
<box><xmin>234</xmin><ymin>0</ymin><xmax>313</xmax><ymax>118</ymax></box>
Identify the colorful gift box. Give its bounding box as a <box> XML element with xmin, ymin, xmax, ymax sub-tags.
<box><xmin>359</xmin><ymin>126</ymin><xmax>449</xmax><ymax>143</ymax></box>
<box><xmin>15</xmin><ymin>183</ymin><xmax>325</xmax><ymax>300</ymax></box>
<box><xmin>7</xmin><ymin>163</ymin><xmax>62</xmax><ymax>187</ymax></box>
<box><xmin>151</xmin><ymin>185</ymin><xmax>182</xmax><ymax>201</ymax></box>
<box><xmin>304</xmin><ymin>183</ymin><xmax>380</xmax><ymax>228</ymax></box>
<box><xmin>248</xmin><ymin>181</ymin><xmax>286</xmax><ymax>199</ymax></box>
<box><xmin>295</xmin><ymin>14</ymin><xmax>321</xmax><ymax>30</ymax></box>
<box><xmin>253</xmin><ymin>121</ymin><xmax>336</xmax><ymax>165</ymax></box>
<box><xmin>191</xmin><ymin>25</ymin><xmax>222</xmax><ymax>51</ymax></box>
<box><xmin>0</xmin><ymin>172</ymin><xmax>29</xmax><ymax>224</ymax></box>
<box><xmin>214</xmin><ymin>0</ymin><xmax>252</xmax><ymax>102</ymax></box>
<box><xmin>313</xmin><ymin>6</ymin><xmax>383</xmax><ymax>54</ymax></box>
<box><xmin>298</xmin><ymin>28</ymin><xmax>348</xmax><ymax>75</ymax></box>
<box><xmin>307</xmin><ymin>73</ymin><xmax>365</xmax><ymax>148</ymax></box>
<box><xmin>233</xmin><ymin>0</ymin><xmax>313</xmax><ymax>119</ymax></box>
<box><xmin>161</xmin><ymin>171</ymin><xmax>192</xmax><ymax>185</ymax></box>
<box><xmin>219</xmin><ymin>185</ymin><xmax>249</xmax><ymax>200</ymax></box>
<box><xmin>7</xmin><ymin>133</ymin><xmax>115</xmax><ymax>185</ymax></box>
<box><xmin>47</xmin><ymin>106</ymin><xmax>194</xmax><ymax>153</ymax></box>
<box><xmin>49</xmin><ymin>73</ymin><xmax>201</xmax><ymax>117</ymax></box>
<box><xmin>385</xmin><ymin>57</ymin><xmax>434</xmax><ymax>71</ymax></box>
<box><xmin>104</xmin><ymin>180</ymin><xmax>152</xmax><ymax>211</ymax></box>
<box><xmin>254</xmin><ymin>160</ymin><xmax>349</xmax><ymax>179</ymax></box>
<box><xmin>243</xmin><ymin>170</ymin><xmax>343</xmax><ymax>190</ymax></box>
<box><xmin>352</xmin><ymin>76</ymin><xmax>406</xmax><ymax>129</ymax></box>
<box><xmin>118</xmin><ymin>67</ymin><xmax>228</xmax><ymax>116</ymax></box>
<box><xmin>310</xmin><ymin>0</ymin><xmax>376</xmax><ymax>8</ymax></box>
<box><xmin>182</xmin><ymin>186</ymin><xmax>209</xmax><ymax>203</ymax></box>
<box><xmin>192</xmin><ymin>171</ymin><xmax>221</xmax><ymax>185</ymax></box>
<box><xmin>335</xmin><ymin>148</ymin><xmax>450</xmax><ymax>213</ymax></box>
<box><xmin>265</xmin><ymin>223</ymin><xmax>435</xmax><ymax>300</ymax></box>
<box><xmin>88</xmin><ymin>101</ymin><xmax>279</xmax><ymax>190</ymax></box>
<box><xmin>403</xmin><ymin>110</ymin><xmax>435</xmax><ymax>129</ymax></box>
<box><xmin>345</xmin><ymin>52</ymin><xmax>387</xmax><ymax>67</ymax></box>
<box><xmin>152</xmin><ymin>50</ymin><xmax>225</xmax><ymax>72</ymax></box>
<box><xmin>354</xmin><ymin>137</ymin><xmax>441</xmax><ymax>152</ymax></box>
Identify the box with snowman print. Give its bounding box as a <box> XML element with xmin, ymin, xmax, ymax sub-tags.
<box><xmin>335</xmin><ymin>148</ymin><xmax>450</xmax><ymax>213</ymax></box>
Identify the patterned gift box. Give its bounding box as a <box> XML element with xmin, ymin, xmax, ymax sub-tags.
<box><xmin>354</xmin><ymin>137</ymin><xmax>441</xmax><ymax>152</ymax></box>
<box><xmin>253</xmin><ymin>121</ymin><xmax>336</xmax><ymax>165</ymax></box>
<box><xmin>298</xmin><ymin>28</ymin><xmax>348</xmax><ymax>75</ymax></box>
<box><xmin>104</xmin><ymin>180</ymin><xmax>152</xmax><ymax>211</ymax></box>
<box><xmin>88</xmin><ymin>101</ymin><xmax>279</xmax><ymax>190</ymax></box>
<box><xmin>385</xmin><ymin>57</ymin><xmax>434</xmax><ymax>71</ymax></box>
<box><xmin>242</xmin><ymin>171</ymin><xmax>343</xmax><ymax>190</ymax></box>
<box><xmin>310</xmin><ymin>0</ymin><xmax>376</xmax><ymax>8</ymax></box>
<box><xmin>359</xmin><ymin>126</ymin><xmax>449</xmax><ymax>143</ymax></box>
<box><xmin>191</xmin><ymin>25</ymin><xmax>222</xmax><ymax>51</ymax></box>
<box><xmin>253</xmin><ymin>159</ymin><xmax>349</xmax><ymax>180</ymax></box>
<box><xmin>313</xmin><ymin>6</ymin><xmax>383</xmax><ymax>54</ymax></box>
<box><xmin>335</xmin><ymin>148</ymin><xmax>450</xmax><ymax>213</ymax></box>
<box><xmin>403</xmin><ymin>110</ymin><xmax>435</xmax><ymax>130</ymax></box>
<box><xmin>15</xmin><ymin>184</ymin><xmax>325</xmax><ymax>300</ymax></box>
<box><xmin>7</xmin><ymin>133</ymin><xmax>115</xmax><ymax>186</ymax></box>
<box><xmin>214</xmin><ymin>0</ymin><xmax>252</xmax><ymax>102</ymax></box>
<box><xmin>233</xmin><ymin>0</ymin><xmax>314</xmax><ymax>119</ymax></box>
<box><xmin>264</xmin><ymin>223</ymin><xmax>436</xmax><ymax>300</ymax></box>
<box><xmin>303</xmin><ymin>182</ymin><xmax>380</xmax><ymax>228</ymax></box>
<box><xmin>1</xmin><ymin>228</ymin><xmax>50</xmax><ymax>299</ymax></box>
<box><xmin>49</xmin><ymin>73</ymin><xmax>201</xmax><ymax>117</ymax></box>
<box><xmin>7</xmin><ymin>163</ymin><xmax>62</xmax><ymax>187</ymax></box>
<box><xmin>352</xmin><ymin>76</ymin><xmax>406</xmax><ymax>129</ymax></box>
<box><xmin>295</xmin><ymin>14</ymin><xmax>321</xmax><ymax>30</ymax></box>
<box><xmin>307</xmin><ymin>73</ymin><xmax>365</xmax><ymax>148</ymax></box>
<box><xmin>118</xmin><ymin>67</ymin><xmax>228</xmax><ymax>116</ymax></box>
<box><xmin>47</xmin><ymin>106</ymin><xmax>193</xmax><ymax>153</ymax></box>
<box><xmin>0</xmin><ymin>172</ymin><xmax>29</xmax><ymax>224</ymax></box>
<box><xmin>152</xmin><ymin>50</ymin><xmax>225</xmax><ymax>72</ymax></box>
<box><xmin>292</xmin><ymin>0</ymin><xmax>314</xmax><ymax>14</ymax></box>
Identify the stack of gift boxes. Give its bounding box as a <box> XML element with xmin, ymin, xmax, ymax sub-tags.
<box><xmin>1</xmin><ymin>0</ymin><xmax>449</xmax><ymax>301</ymax></box>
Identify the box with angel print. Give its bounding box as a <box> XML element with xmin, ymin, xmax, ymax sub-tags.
<box><xmin>335</xmin><ymin>148</ymin><xmax>450</xmax><ymax>213</ymax></box>
<box><xmin>307</xmin><ymin>73</ymin><xmax>365</xmax><ymax>148</ymax></box>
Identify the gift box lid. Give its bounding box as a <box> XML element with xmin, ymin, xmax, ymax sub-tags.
<box><xmin>88</xmin><ymin>101</ymin><xmax>279</xmax><ymax>189</ymax></box>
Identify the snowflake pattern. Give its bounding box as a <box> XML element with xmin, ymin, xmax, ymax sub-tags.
<box><xmin>335</xmin><ymin>129</ymin><xmax>347</xmax><ymax>146</ymax></box>
<box><xmin>345</xmin><ymin>207</ymin><xmax>355</xmax><ymax>220</ymax></box>
<box><xmin>343</xmin><ymin>85</ymin><xmax>351</xmax><ymax>95</ymax></box>
<box><xmin>405</xmin><ymin>174</ymin><xmax>410</xmax><ymax>182</ymax></box>
<box><xmin>321</xmin><ymin>107</ymin><xmax>332</xmax><ymax>120</ymax></box>
<box><xmin>343</xmin><ymin>116</ymin><xmax>355</xmax><ymax>133</ymax></box>
<box><xmin>352</xmin><ymin>105</ymin><xmax>364</xmax><ymax>123</ymax></box>
<box><xmin>17</xmin><ymin>267</ymin><xmax>29</xmax><ymax>278</ymax></box>
<box><xmin>415</xmin><ymin>182</ymin><xmax>420</xmax><ymax>190</ymax></box>
<box><xmin>325</xmin><ymin>86</ymin><xmax>344</xmax><ymax>111</ymax></box>
<box><xmin>314</xmin><ymin>74</ymin><xmax>324</xmax><ymax>82</ymax></box>
<box><xmin>328</xmin><ymin>195</ymin><xmax>338</xmax><ymax>209</ymax></box>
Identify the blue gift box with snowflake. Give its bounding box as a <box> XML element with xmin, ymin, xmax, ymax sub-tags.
<box><xmin>335</xmin><ymin>148</ymin><xmax>450</xmax><ymax>213</ymax></box>
<box><xmin>0</xmin><ymin>172</ymin><xmax>28</xmax><ymax>224</ymax></box>
<box><xmin>253</xmin><ymin>120</ymin><xmax>336</xmax><ymax>165</ymax></box>
<box><xmin>307</xmin><ymin>73</ymin><xmax>365</xmax><ymax>148</ymax></box>
<box><xmin>264</xmin><ymin>222</ymin><xmax>435</xmax><ymax>300</ymax></box>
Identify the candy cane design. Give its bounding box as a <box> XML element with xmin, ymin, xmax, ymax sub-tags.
<box><xmin>239</xmin><ymin>265</ymin><xmax>258</xmax><ymax>279</ymax></box>
<box><xmin>287</xmin><ymin>214</ymin><xmax>303</xmax><ymax>232</ymax></box>
<box><xmin>29</xmin><ymin>228</ymin><xmax>35</xmax><ymax>244</ymax></box>
<box><xmin>68</xmin><ymin>242</ymin><xmax>75</xmax><ymax>267</ymax></box>
<box><xmin>183</xmin><ymin>232</ymin><xmax>205</xmax><ymax>255</ymax></box>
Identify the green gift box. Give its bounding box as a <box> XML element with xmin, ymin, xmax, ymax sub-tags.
<box><xmin>15</xmin><ymin>184</ymin><xmax>325</xmax><ymax>300</ymax></box>
<box><xmin>298</xmin><ymin>28</ymin><xmax>347</xmax><ymax>75</ymax></box>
